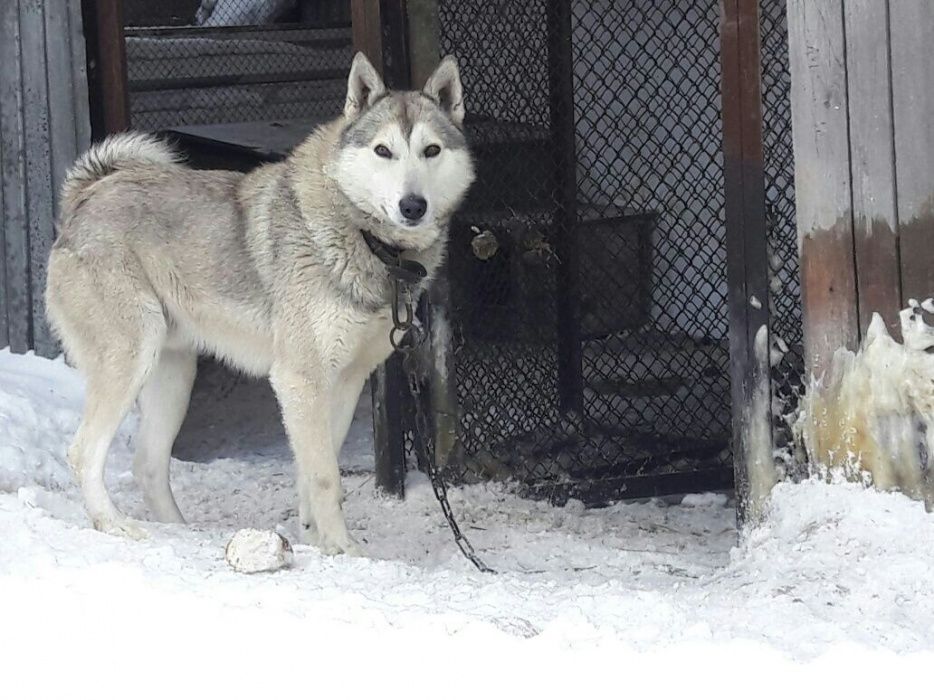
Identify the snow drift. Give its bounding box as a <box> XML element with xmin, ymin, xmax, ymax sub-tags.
<box><xmin>2</xmin><ymin>348</ymin><xmax>934</xmax><ymax>694</ymax></box>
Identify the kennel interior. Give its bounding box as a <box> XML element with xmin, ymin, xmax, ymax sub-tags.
<box><xmin>121</xmin><ymin>0</ymin><xmax>353</xmax><ymax>133</ymax></box>
<box><xmin>397</xmin><ymin>0</ymin><xmax>804</xmax><ymax>505</ymax></box>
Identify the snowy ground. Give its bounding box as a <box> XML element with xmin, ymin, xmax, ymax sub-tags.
<box><xmin>2</xmin><ymin>348</ymin><xmax>934</xmax><ymax>697</ymax></box>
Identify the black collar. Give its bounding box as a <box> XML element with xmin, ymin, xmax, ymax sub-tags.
<box><xmin>360</xmin><ymin>229</ymin><xmax>427</xmax><ymax>286</ymax></box>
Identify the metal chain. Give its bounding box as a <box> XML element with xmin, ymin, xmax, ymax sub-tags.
<box><xmin>390</xmin><ymin>279</ymin><xmax>495</xmax><ymax>574</ymax></box>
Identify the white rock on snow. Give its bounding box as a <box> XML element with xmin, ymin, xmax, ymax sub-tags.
<box><xmin>225</xmin><ymin>528</ymin><xmax>293</xmax><ymax>573</ymax></box>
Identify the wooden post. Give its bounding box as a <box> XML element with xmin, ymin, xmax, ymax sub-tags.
<box><xmin>547</xmin><ymin>0</ymin><xmax>583</xmax><ymax>416</ymax></box>
<box><xmin>378</xmin><ymin>0</ymin><xmax>411</xmax><ymax>89</ymax></box>
<box><xmin>371</xmin><ymin>354</ymin><xmax>407</xmax><ymax>497</ymax></box>
<box><xmin>402</xmin><ymin>0</ymin><xmax>466</xmax><ymax>482</ymax></box>
<box><xmin>85</xmin><ymin>0</ymin><xmax>130</xmax><ymax>135</ymax></box>
<box><xmin>720</xmin><ymin>0</ymin><xmax>775</xmax><ymax>523</ymax></box>
<box><xmin>890</xmin><ymin>1</ymin><xmax>934</xmax><ymax>305</ymax></box>
<box><xmin>787</xmin><ymin>0</ymin><xmax>860</xmax><ymax>381</ymax></box>
<box><xmin>351</xmin><ymin>0</ymin><xmax>382</xmax><ymax>67</ymax></box>
<box><xmin>352</xmin><ymin>0</ymin><xmax>411</xmax><ymax>496</ymax></box>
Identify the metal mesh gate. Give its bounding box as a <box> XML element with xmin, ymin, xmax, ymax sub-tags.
<box><xmin>122</xmin><ymin>0</ymin><xmax>352</xmax><ymax>131</ymax></box>
<box><xmin>407</xmin><ymin>0</ymin><xmax>801</xmax><ymax>504</ymax></box>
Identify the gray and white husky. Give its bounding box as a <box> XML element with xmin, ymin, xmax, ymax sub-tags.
<box><xmin>45</xmin><ymin>53</ymin><xmax>474</xmax><ymax>555</ymax></box>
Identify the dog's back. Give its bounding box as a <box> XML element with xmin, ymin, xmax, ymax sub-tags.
<box><xmin>48</xmin><ymin>133</ymin><xmax>281</xmax><ymax>377</ymax></box>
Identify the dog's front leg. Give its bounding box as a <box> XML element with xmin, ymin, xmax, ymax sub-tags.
<box><xmin>270</xmin><ymin>363</ymin><xmax>362</xmax><ymax>556</ymax></box>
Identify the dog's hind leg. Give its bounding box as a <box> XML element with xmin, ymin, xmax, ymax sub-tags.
<box><xmin>48</xmin><ymin>249</ymin><xmax>166</xmax><ymax>538</ymax></box>
<box><xmin>132</xmin><ymin>345</ymin><xmax>197</xmax><ymax>523</ymax></box>
<box><xmin>69</xmin><ymin>332</ymin><xmax>163</xmax><ymax>539</ymax></box>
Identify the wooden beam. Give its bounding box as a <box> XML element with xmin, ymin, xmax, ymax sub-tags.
<box><xmin>890</xmin><ymin>0</ymin><xmax>934</xmax><ymax>305</ymax></box>
<box><xmin>720</xmin><ymin>0</ymin><xmax>774</xmax><ymax>522</ymax></box>
<box><xmin>788</xmin><ymin>0</ymin><xmax>859</xmax><ymax>380</ymax></box>
<box><xmin>845</xmin><ymin>0</ymin><xmax>902</xmax><ymax>336</ymax></box>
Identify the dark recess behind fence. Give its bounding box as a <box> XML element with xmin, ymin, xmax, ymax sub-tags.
<box><xmin>395</xmin><ymin>0</ymin><xmax>802</xmax><ymax>506</ymax></box>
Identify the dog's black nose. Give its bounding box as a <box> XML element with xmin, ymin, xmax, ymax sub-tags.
<box><xmin>399</xmin><ymin>194</ymin><xmax>427</xmax><ymax>222</ymax></box>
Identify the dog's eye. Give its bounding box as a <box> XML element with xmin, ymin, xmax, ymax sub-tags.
<box><xmin>374</xmin><ymin>144</ymin><xmax>392</xmax><ymax>159</ymax></box>
<box><xmin>424</xmin><ymin>145</ymin><xmax>441</xmax><ymax>158</ymax></box>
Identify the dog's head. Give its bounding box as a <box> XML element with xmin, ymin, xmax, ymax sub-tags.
<box><xmin>333</xmin><ymin>53</ymin><xmax>475</xmax><ymax>250</ymax></box>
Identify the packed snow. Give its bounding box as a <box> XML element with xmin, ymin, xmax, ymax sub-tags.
<box><xmin>2</xmin><ymin>348</ymin><xmax>934</xmax><ymax>697</ymax></box>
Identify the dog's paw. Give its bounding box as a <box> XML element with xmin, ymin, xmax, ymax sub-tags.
<box><xmin>317</xmin><ymin>532</ymin><xmax>363</xmax><ymax>557</ymax></box>
<box><xmin>93</xmin><ymin>515</ymin><xmax>148</xmax><ymax>541</ymax></box>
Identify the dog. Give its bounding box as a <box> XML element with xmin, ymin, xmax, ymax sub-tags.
<box><xmin>45</xmin><ymin>53</ymin><xmax>474</xmax><ymax>555</ymax></box>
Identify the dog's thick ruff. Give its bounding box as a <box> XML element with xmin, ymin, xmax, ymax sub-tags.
<box><xmin>45</xmin><ymin>53</ymin><xmax>474</xmax><ymax>554</ymax></box>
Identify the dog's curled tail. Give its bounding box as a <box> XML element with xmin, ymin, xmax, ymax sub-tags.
<box><xmin>61</xmin><ymin>131</ymin><xmax>182</xmax><ymax>208</ymax></box>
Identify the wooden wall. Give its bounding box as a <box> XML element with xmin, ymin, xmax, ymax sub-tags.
<box><xmin>1</xmin><ymin>0</ymin><xmax>91</xmax><ymax>356</ymax></box>
<box><xmin>789</xmin><ymin>0</ymin><xmax>934</xmax><ymax>379</ymax></box>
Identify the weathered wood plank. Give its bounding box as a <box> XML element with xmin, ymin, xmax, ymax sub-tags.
<box><xmin>68</xmin><ymin>0</ymin><xmax>92</xmax><ymax>168</ymax></box>
<box><xmin>788</xmin><ymin>0</ymin><xmax>859</xmax><ymax>379</ymax></box>
<box><xmin>19</xmin><ymin>0</ymin><xmax>56</xmax><ymax>356</ymax></box>
<box><xmin>0</xmin><ymin>0</ymin><xmax>30</xmax><ymax>352</ymax></box>
<box><xmin>844</xmin><ymin>0</ymin><xmax>902</xmax><ymax>335</ymax></box>
<box><xmin>45</xmin><ymin>0</ymin><xmax>77</xmax><ymax>221</ymax></box>
<box><xmin>890</xmin><ymin>0</ymin><xmax>934</xmax><ymax>304</ymax></box>
<box><xmin>68</xmin><ymin>0</ymin><xmax>92</xmax><ymax>165</ymax></box>
<box><xmin>0</xmin><ymin>0</ymin><xmax>89</xmax><ymax>354</ymax></box>
<box><xmin>32</xmin><ymin>0</ymin><xmax>90</xmax><ymax>357</ymax></box>
<box><xmin>0</xmin><ymin>102</ymin><xmax>6</xmax><ymax>349</ymax></box>
<box><xmin>720</xmin><ymin>0</ymin><xmax>774</xmax><ymax>522</ymax></box>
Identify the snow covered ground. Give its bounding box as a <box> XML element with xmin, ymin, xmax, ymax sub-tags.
<box><xmin>2</xmin><ymin>348</ymin><xmax>934</xmax><ymax>698</ymax></box>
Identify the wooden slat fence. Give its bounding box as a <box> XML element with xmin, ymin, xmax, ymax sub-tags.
<box><xmin>1</xmin><ymin>0</ymin><xmax>90</xmax><ymax>356</ymax></box>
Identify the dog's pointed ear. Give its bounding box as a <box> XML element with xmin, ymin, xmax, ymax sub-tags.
<box><xmin>344</xmin><ymin>52</ymin><xmax>386</xmax><ymax>120</ymax></box>
<box><xmin>423</xmin><ymin>55</ymin><xmax>465</xmax><ymax>126</ymax></box>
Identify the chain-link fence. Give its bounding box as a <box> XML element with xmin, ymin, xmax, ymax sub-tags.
<box><xmin>122</xmin><ymin>0</ymin><xmax>352</xmax><ymax>131</ymax></box>
<box><xmin>760</xmin><ymin>0</ymin><xmax>805</xmax><ymax>475</ymax></box>
<box><xmin>410</xmin><ymin>0</ymin><xmax>799</xmax><ymax>504</ymax></box>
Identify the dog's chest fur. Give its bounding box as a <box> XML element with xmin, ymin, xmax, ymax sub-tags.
<box><xmin>234</xmin><ymin>143</ymin><xmax>444</xmax><ymax>377</ymax></box>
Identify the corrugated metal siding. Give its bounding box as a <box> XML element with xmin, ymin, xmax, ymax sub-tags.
<box><xmin>1</xmin><ymin>0</ymin><xmax>90</xmax><ymax>356</ymax></box>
